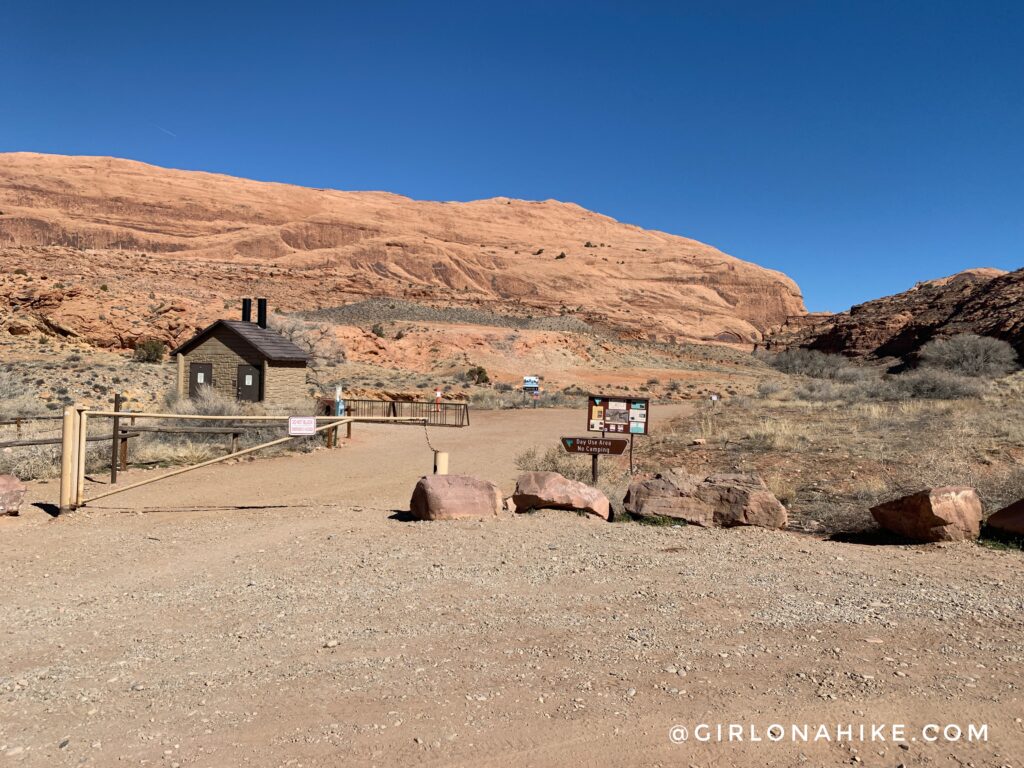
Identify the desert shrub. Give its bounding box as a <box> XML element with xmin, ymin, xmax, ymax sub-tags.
<box><xmin>468</xmin><ymin>390</ymin><xmax>514</xmax><ymax>409</ymax></box>
<box><xmin>268</xmin><ymin>316</ymin><xmax>346</xmax><ymax>391</ymax></box>
<box><xmin>919</xmin><ymin>334</ymin><xmax>1019</xmax><ymax>377</ymax></box>
<box><xmin>0</xmin><ymin>371</ymin><xmax>46</xmax><ymax>417</ymax></box>
<box><xmin>792</xmin><ymin>380</ymin><xmax>840</xmax><ymax>402</ymax></box>
<box><xmin>133</xmin><ymin>338</ymin><xmax>166</xmax><ymax>363</ymax></box>
<box><xmin>494</xmin><ymin>382</ymin><xmax>514</xmax><ymax>392</ymax></box>
<box><xmin>371</xmin><ymin>323</ymin><xmax>386</xmax><ymax>338</ymax></box>
<box><xmin>463</xmin><ymin>366</ymin><xmax>490</xmax><ymax>385</ymax></box>
<box><xmin>888</xmin><ymin>369</ymin><xmax>984</xmax><ymax>400</ymax></box>
<box><xmin>763</xmin><ymin>348</ymin><xmax>855</xmax><ymax>379</ymax></box>
<box><xmin>756</xmin><ymin>380</ymin><xmax>783</xmax><ymax>398</ymax></box>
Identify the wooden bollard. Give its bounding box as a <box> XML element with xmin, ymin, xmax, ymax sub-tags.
<box><xmin>433</xmin><ymin>451</ymin><xmax>449</xmax><ymax>476</ymax></box>
<box><xmin>75</xmin><ymin>409</ymin><xmax>88</xmax><ymax>508</ymax></box>
<box><xmin>59</xmin><ymin>406</ymin><xmax>76</xmax><ymax>512</ymax></box>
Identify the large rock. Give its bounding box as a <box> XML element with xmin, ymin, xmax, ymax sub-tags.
<box><xmin>986</xmin><ymin>499</ymin><xmax>1024</xmax><ymax>537</ymax></box>
<box><xmin>622</xmin><ymin>470</ymin><xmax>787</xmax><ymax>529</ymax></box>
<box><xmin>870</xmin><ymin>487</ymin><xmax>981</xmax><ymax>542</ymax></box>
<box><xmin>0</xmin><ymin>475</ymin><xmax>27</xmax><ymax>516</ymax></box>
<box><xmin>409</xmin><ymin>475</ymin><xmax>504</xmax><ymax>521</ymax></box>
<box><xmin>512</xmin><ymin>472</ymin><xmax>610</xmax><ymax>520</ymax></box>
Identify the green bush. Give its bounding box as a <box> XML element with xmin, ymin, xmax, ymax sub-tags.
<box><xmin>371</xmin><ymin>323</ymin><xmax>386</xmax><ymax>338</ymax></box>
<box><xmin>919</xmin><ymin>334</ymin><xmax>1019</xmax><ymax>377</ymax></box>
<box><xmin>133</xmin><ymin>338</ymin><xmax>166</xmax><ymax>363</ymax></box>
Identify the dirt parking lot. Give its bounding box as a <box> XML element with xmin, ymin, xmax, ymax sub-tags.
<box><xmin>2</xmin><ymin>408</ymin><xmax>1022</xmax><ymax>767</ymax></box>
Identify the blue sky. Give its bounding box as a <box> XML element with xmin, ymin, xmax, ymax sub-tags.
<box><xmin>2</xmin><ymin>1</ymin><xmax>1021</xmax><ymax>311</ymax></box>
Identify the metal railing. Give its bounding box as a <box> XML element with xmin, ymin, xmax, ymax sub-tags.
<box><xmin>329</xmin><ymin>399</ymin><xmax>470</xmax><ymax>428</ymax></box>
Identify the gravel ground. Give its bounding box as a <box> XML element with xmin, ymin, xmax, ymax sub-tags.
<box><xmin>1</xmin><ymin>409</ymin><xmax>1022</xmax><ymax>767</ymax></box>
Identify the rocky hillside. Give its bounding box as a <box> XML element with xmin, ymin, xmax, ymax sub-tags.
<box><xmin>769</xmin><ymin>268</ymin><xmax>1024</xmax><ymax>360</ymax></box>
<box><xmin>0</xmin><ymin>153</ymin><xmax>804</xmax><ymax>350</ymax></box>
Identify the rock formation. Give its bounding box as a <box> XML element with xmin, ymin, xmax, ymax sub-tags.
<box><xmin>769</xmin><ymin>268</ymin><xmax>1024</xmax><ymax>362</ymax></box>
<box><xmin>0</xmin><ymin>153</ymin><xmax>805</xmax><ymax>350</ymax></box>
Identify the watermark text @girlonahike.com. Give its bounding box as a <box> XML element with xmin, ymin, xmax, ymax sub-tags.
<box><xmin>668</xmin><ymin>722</ymin><xmax>989</xmax><ymax>746</ymax></box>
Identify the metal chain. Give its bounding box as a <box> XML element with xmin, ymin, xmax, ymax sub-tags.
<box><xmin>423</xmin><ymin>421</ymin><xmax>437</xmax><ymax>453</ymax></box>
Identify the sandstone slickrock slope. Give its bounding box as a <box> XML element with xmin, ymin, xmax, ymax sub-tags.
<box><xmin>0</xmin><ymin>153</ymin><xmax>804</xmax><ymax>349</ymax></box>
<box><xmin>769</xmin><ymin>268</ymin><xmax>1024</xmax><ymax>360</ymax></box>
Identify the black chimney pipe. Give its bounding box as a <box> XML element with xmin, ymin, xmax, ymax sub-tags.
<box><xmin>257</xmin><ymin>298</ymin><xmax>268</xmax><ymax>329</ymax></box>
<box><xmin>241</xmin><ymin>298</ymin><xmax>252</xmax><ymax>323</ymax></box>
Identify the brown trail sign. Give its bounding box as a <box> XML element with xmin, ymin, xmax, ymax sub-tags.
<box><xmin>560</xmin><ymin>437</ymin><xmax>628</xmax><ymax>455</ymax></box>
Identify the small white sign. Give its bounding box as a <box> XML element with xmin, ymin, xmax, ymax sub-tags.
<box><xmin>196</xmin><ymin>372</ymin><xmax>205</xmax><ymax>384</ymax></box>
<box><xmin>288</xmin><ymin>416</ymin><xmax>317</xmax><ymax>436</ymax></box>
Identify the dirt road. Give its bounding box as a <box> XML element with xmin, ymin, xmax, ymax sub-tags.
<box><xmin>60</xmin><ymin>404</ymin><xmax>692</xmax><ymax>512</ymax></box>
<box><xmin>2</xmin><ymin>406</ymin><xmax>1022</xmax><ymax>767</ymax></box>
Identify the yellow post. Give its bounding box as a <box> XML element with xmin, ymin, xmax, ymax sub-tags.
<box><xmin>75</xmin><ymin>409</ymin><xmax>88</xmax><ymax>507</ymax></box>
<box><xmin>59</xmin><ymin>406</ymin><xmax>76</xmax><ymax>512</ymax></box>
<box><xmin>68</xmin><ymin>407</ymin><xmax>81</xmax><ymax>509</ymax></box>
<box><xmin>433</xmin><ymin>451</ymin><xmax>449</xmax><ymax>476</ymax></box>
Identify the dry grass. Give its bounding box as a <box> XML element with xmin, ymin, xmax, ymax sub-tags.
<box><xmin>644</xmin><ymin>373</ymin><xmax>1024</xmax><ymax>534</ymax></box>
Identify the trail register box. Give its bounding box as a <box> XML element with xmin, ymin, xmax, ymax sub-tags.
<box><xmin>587</xmin><ymin>395</ymin><xmax>649</xmax><ymax>435</ymax></box>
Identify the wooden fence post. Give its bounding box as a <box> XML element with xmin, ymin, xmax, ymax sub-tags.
<box><xmin>110</xmin><ymin>393</ymin><xmax>122</xmax><ymax>484</ymax></box>
<box><xmin>59</xmin><ymin>406</ymin><xmax>76</xmax><ymax>512</ymax></box>
<box><xmin>121</xmin><ymin>415</ymin><xmax>134</xmax><ymax>471</ymax></box>
<box><xmin>75</xmin><ymin>409</ymin><xmax>88</xmax><ymax>508</ymax></box>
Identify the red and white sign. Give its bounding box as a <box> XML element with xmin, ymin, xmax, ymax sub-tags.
<box><xmin>288</xmin><ymin>416</ymin><xmax>317</xmax><ymax>436</ymax></box>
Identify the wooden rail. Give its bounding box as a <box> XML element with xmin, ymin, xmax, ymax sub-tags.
<box><xmin>0</xmin><ymin>432</ymin><xmax>140</xmax><ymax>449</ymax></box>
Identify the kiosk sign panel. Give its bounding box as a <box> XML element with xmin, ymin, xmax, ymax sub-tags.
<box><xmin>587</xmin><ymin>395</ymin><xmax>649</xmax><ymax>435</ymax></box>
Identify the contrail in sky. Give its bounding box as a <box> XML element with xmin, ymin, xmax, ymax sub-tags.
<box><xmin>152</xmin><ymin>123</ymin><xmax>178</xmax><ymax>138</ymax></box>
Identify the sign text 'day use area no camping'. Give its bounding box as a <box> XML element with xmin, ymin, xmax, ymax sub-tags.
<box><xmin>587</xmin><ymin>395</ymin><xmax>649</xmax><ymax>435</ymax></box>
<box><xmin>560</xmin><ymin>437</ymin><xmax>628</xmax><ymax>455</ymax></box>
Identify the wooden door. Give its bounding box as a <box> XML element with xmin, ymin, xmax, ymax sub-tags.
<box><xmin>188</xmin><ymin>363</ymin><xmax>213</xmax><ymax>398</ymax></box>
<box><xmin>237</xmin><ymin>364</ymin><xmax>261</xmax><ymax>402</ymax></box>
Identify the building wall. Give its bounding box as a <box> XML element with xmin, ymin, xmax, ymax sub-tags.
<box><xmin>183</xmin><ymin>327</ymin><xmax>263</xmax><ymax>400</ymax></box>
<box><xmin>263</xmin><ymin>362</ymin><xmax>310</xmax><ymax>408</ymax></box>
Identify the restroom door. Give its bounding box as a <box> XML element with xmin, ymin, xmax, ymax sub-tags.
<box><xmin>188</xmin><ymin>363</ymin><xmax>213</xmax><ymax>398</ymax></box>
<box><xmin>237</xmin><ymin>364</ymin><xmax>261</xmax><ymax>402</ymax></box>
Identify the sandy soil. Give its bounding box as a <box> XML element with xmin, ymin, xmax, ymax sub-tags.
<box><xmin>2</xmin><ymin>407</ymin><xmax>1022</xmax><ymax>767</ymax></box>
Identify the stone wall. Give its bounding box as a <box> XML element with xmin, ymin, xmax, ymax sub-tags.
<box><xmin>264</xmin><ymin>362</ymin><xmax>309</xmax><ymax>407</ymax></box>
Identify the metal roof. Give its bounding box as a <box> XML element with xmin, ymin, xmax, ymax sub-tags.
<box><xmin>171</xmin><ymin>319</ymin><xmax>311</xmax><ymax>363</ymax></box>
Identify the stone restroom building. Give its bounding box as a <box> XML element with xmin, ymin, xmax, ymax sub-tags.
<box><xmin>171</xmin><ymin>299</ymin><xmax>310</xmax><ymax>406</ymax></box>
